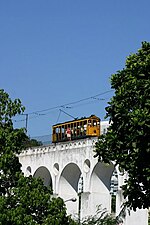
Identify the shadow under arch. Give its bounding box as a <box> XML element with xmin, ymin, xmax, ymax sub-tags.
<box><xmin>89</xmin><ymin>161</ymin><xmax>114</xmax><ymax>214</ymax></box>
<box><xmin>58</xmin><ymin>163</ymin><xmax>81</xmax><ymax>216</ymax></box>
<box><xmin>59</xmin><ymin>163</ymin><xmax>81</xmax><ymax>194</ymax></box>
<box><xmin>33</xmin><ymin>166</ymin><xmax>52</xmax><ymax>189</ymax></box>
<box><xmin>91</xmin><ymin>162</ymin><xmax>114</xmax><ymax>191</ymax></box>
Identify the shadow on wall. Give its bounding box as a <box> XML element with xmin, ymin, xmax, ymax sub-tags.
<box><xmin>33</xmin><ymin>166</ymin><xmax>52</xmax><ymax>188</ymax></box>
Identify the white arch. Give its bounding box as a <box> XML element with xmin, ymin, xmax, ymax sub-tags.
<box><xmin>19</xmin><ymin>138</ymin><xmax>149</xmax><ymax>224</ymax></box>
<box><xmin>59</xmin><ymin>163</ymin><xmax>81</xmax><ymax>195</ymax></box>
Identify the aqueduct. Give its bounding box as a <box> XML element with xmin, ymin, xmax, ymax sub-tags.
<box><xmin>19</xmin><ymin>122</ymin><xmax>148</xmax><ymax>225</ymax></box>
<box><xmin>19</xmin><ymin>137</ymin><xmax>114</xmax><ymax>219</ymax></box>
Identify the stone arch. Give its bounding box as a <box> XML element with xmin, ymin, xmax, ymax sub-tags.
<box><xmin>89</xmin><ymin>162</ymin><xmax>114</xmax><ymax>214</ymax></box>
<box><xmin>33</xmin><ymin>166</ymin><xmax>52</xmax><ymax>189</ymax></box>
<box><xmin>59</xmin><ymin>163</ymin><xmax>81</xmax><ymax>195</ymax></box>
<box><xmin>58</xmin><ymin>163</ymin><xmax>81</xmax><ymax>216</ymax></box>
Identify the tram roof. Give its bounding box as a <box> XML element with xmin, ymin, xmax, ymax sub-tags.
<box><xmin>52</xmin><ymin>115</ymin><xmax>100</xmax><ymax>127</ymax></box>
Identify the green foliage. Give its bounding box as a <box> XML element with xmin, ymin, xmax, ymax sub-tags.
<box><xmin>95</xmin><ymin>42</ymin><xmax>150</xmax><ymax>210</ymax></box>
<box><xmin>0</xmin><ymin>183</ymin><xmax>70</xmax><ymax>225</ymax></box>
<box><xmin>0</xmin><ymin>89</ymin><xmax>71</xmax><ymax>225</ymax></box>
<box><xmin>23</xmin><ymin>137</ymin><xmax>43</xmax><ymax>148</ymax></box>
<box><xmin>0</xmin><ymin>89</ymin><xmax>27</xmax><ymax>197</ymax></box>
<box><xmin>72</xmin><ymin>206</ymin><xmax>117</xmax><ymax>225</ymax></box>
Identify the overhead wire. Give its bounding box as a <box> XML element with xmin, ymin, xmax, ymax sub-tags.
<box><xmin>30</xmin><ymin>90</ymin><xmax>112</xmax><ymax>114</ymax></box>
<box><xmin>13</xmin><ymin>90</ymin><xmax>113</xmax><ymax>123</ymax></box>
<box><xmin>56</xmin><ymin>109</ymin><xmax>62</xmax><ymax>124</ymax></box>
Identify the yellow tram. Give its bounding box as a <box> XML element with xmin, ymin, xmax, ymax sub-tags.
<box><xmin>52</xmin><ymin>115</ymin><xmax>100</xmax><ymax>143</ymax></box>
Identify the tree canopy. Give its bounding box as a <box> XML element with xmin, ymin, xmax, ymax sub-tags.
<box><xmin>95</xmin><ymin>42</ymin><xmax>150</xmax><ymax>211</ymax></box>
<box><xmin>23</xmin><ymin>137</ymin><xmax>43</xmax><ymax>148</ymax></box>
<box><xmin>0</xmin><ymin>89</ymin><xmax>71</xmax><ymax>225</ymax></box>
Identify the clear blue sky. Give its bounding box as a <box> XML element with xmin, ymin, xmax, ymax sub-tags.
<box><xmin>0</xmin><ymin>0</ymin><xmax>150</xmax><ymax>137</ymax></box>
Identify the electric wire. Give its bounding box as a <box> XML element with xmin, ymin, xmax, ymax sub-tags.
<box><xmin>28</xmin><ymin>90</ymin><xmax>112</xmax><ymax>115</ymax></box>
<box><xmin>13</xmin><ymin>90</ymin><xmax>113</xmax><ymax>123</ymax></box>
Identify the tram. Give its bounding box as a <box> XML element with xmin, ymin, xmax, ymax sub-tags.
<box><xmin>52</xmin><ymin>115</ymin><xmax>100</xmax><ymax>143</ymax></box>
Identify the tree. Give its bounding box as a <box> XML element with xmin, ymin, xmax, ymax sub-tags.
<box><xmin>0</xmin><ymin>89</ymin><xmax>26</xmax><ymax>197</ymax></box>
<box><xmin>0</xmin><ymin>89</ymin><xmax>71</xmax><ymax>224</ymax></box>
<box><xmin>70</xmin><ymin>206</ymin><xmax>117</xmax><ymax>225</ymax></box>
<box><xmin>81</xmin><ymin>206</ymin><xmax>117</xmax><ymax>225</ymax></box>
<box><xmin>95</xmin><ymin>42</ymin><xmax>150</xmax><ymax>211</ymax></box>
<box><xmin>23</xmin><ymin>137</ymin><xmax>43</xmax><ymax>148</ymax></box>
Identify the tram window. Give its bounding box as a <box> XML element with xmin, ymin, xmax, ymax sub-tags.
<box><xmin>56</xmin><ymin>128</ymin><xmax>59</xmax><ymax>133</ymax></box>
<box><xmin>88</xmin><ymin>120</ymin><xmax>91</xmax><ymax>126</ymax></box>
<box><xmin>80</xmin><ymin>122</ymin><xmax>84</xmax><ymax>133</ymax></box>
<box><xmin>83</xmin><ymin>121</ymin><xmax>87</xmax><ymax>131</ymax></box>
<box><xmin>61</xmin><ymin>127</ymin><xmax>65</xmax><ymax>138</ymax></box>
<box><xmin>73</xmin><ymin>123</ymin><xmax>76</xmax><ymax>136</ymax></box>
<box><xmin>93</xmin><ymin>120</ymin><xmax>97</xmax><ymax>126</ymax></box>
<box><xmin>64</xmin><ymin>125</ymin><xmax>67</xmax><ymax>133</ymax></box>
<box><xmin>84</xmin><ymin>124</ymin><xmax>87</xmax><ymax>129</ymax></box>
<box><xmin>53</xmin><ymin>128</ymin><xmax>56</xmax><ymax>134</ymax></box>
<box><xmin>71</xmin><ymin>123</ymin><xmax>74</xmax><ymax>134</ymax></box>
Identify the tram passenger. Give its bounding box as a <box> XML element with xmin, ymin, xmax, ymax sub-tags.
<box><xmin>66</xmin><ymin>127</ymin><xmax>71</xmax><ymax>140</ymax></box>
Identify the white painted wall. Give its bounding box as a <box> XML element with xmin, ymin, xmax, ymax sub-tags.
<box><xmin>19</xmin><ymin>135</ymin><xmax>148</xmax><ymax>224</ymax></box>
<box><xmin>19</xmin><ymin>138</ymin><xmax>113</xmax><ymax>219</ymax></box>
